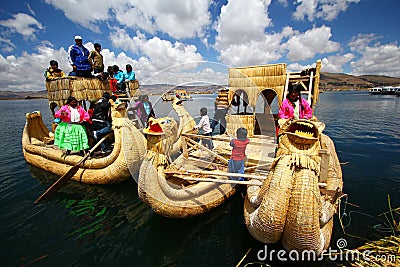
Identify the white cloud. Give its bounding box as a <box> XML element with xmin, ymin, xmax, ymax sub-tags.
<box><xmin>0</xmin><ymin>38</ymin><xmax>16</xmax><ymax>53</ymax></box>
<box><xmin>321</xmin><ymin>53</ymin><xmax>354</xmax><ymax>73</ymax></box>
<box><xmin>45</xmin><ymin>0</ymin><xmax>212</xmax><ymax>39</ymax></box>
<box><xmin>293</xmin><ymin>0</ymin><xmax>317</xmax><ymax>21</ymax></box>
<box><xmin>0</xmin><ymin>13</ymin><xmax>44</xmax><ymax>41</ymax></box>
<box><xmin>350</xmin><ymin>43</ymin><xmax>400</xmax><ymax>77</ymax></box>
<box><xmin>215</xmin><ymin>0</ymin><xmax>272</xmax><ymax>49</ymax></box>
<box><xmin>217</xmin><ymin>36</ymin><xmax>283</xmax><ymax>66</ymax></box>
<box><xmin>348</xmin><ymin>33</ymin><xmax>381</xmax><ymax>53</ymax></box>
<box><xmin>110</xmin><ymin>29</ymin><xmax>204</xmax><ymax>72</ymax></box>
<box><xmin>285</xmin><ymin>26</ymin><xmax>340</xmax><ymax>61</ymax></box>
<box><xmin>293</xmin><ymin>0</ymin><xmax>361</xmax><ymax>21</ymax></box>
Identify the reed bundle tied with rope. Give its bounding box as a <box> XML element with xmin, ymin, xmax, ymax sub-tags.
<box><xmin>127</xmin><ymin>80</ymin><xmax>140</xmax><ymax>97</ymax></box>
<box><xmin>46</xmin><ymin>77</ymin><xmax>111</xmax><ymax>106</ymax></box>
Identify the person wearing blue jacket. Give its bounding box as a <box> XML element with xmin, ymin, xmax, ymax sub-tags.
<box><xmin>124</xmin><ymin>64</ymin><xmax>136</xmax><ymax>81</ymax></box>
<box><xmin>68</xmin><ymin>35</ymin><xmax>92</xmax><ymax>78</ymax></box>
<box><xmin>112</xmin><ymin>65</ymin><xmax>126</xmax><ymax>93</ymax></box>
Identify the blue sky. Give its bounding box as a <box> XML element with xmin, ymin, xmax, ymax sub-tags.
<box><xmin>0</xmin><ymin>0</ymin><xmax>399</xmax><ymax>91</ymax></box>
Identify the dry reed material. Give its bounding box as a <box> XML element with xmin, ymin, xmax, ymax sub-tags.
<box><xmin>22</xmin><ymin>108</ymin><xmax>147</xmax><ymax>184</ymax></box>
<box><xmin>228</xmin><ymin>64</ymin><xmax>287</xmax><ymax>107</ymax></box>
<box><xmin>244</xmin><ymin>119</ymin><xmax>343</xmax><ymax>254</ymax></box>
<box><xmin>138</xmin><ymin>103</ymin><xmax>236</xmax><ymax>218</ymax></box>
<box><xmin>46</xmin><ymin>77</ymin><xmax>112</xmax><ymax>106</ymax></box>
<box><xmin>127</xmin><ymin>80</ymin><xmax>140</xmax><ymax>97</ymax></box>
<box><xmin>225</xmin><ymin>114</ymin><xmax>255</xmax><ymax>137</ymax></box>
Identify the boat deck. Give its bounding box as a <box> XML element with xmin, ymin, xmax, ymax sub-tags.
<box><xmin>165</xmin><ymin>134</ymin><xmax>276</xmax><ymax>187</ymax></box>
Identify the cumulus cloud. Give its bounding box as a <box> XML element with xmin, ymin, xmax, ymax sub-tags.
<box><xmin>45</xmin><ymin>0</ymin><xmax>211</xmax><ymax>39</ymax></box>
<box><xmin>321</xmin><ymin>53</ymin><xmax>354</xmax><ymax>73</ymax></box>
<box><xmin>0</xmin><ymin>13</ymin><xmax>44</xmax><ymax>41</ymax></box>
<box><xmin>215</xmin><ymin>0</ymin><xmax>272</xmax><ymax>49</ymax></box>
<box><xmin>285</xmin><ymin>26</ymin><xmax>340</xmax><ymax>61</ymax></box>
<box><xmin>348</xmin><ymin>33</ymin><xmax>381</xmax><ymax>53</ymax></box>
<box><xmin>293</xmin><ymin>0</ymin><xmax>361</xmax><ymax>21</ymax></box>
<box><xmin>214</xmin><ymin>1</ymin><xmax>340</xmax><ymax>66</ymax></box>
<box><xmin>350</xmin><ymin>43</ymin><xmax>400</xmax><ymax>77</ymax></box>
<box><xmin>110</xmin><ymin>29</ymin><xmax>204</xmax><ymax>72</ymax></box>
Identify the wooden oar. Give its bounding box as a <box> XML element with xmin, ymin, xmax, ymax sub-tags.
<box><xmin>34</xmin><ymin>134</ymin><xmax>110</xmax><ymax>204</ymax></box>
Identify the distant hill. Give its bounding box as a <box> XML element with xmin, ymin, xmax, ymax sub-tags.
<box><xmin>1</xmin><ymin>73</ymin><xmax>400</xmax><ymax>99</ymax></box>
<box><xmin>0</xmin><ymin>90</ymin><xmax>47</xmax><ymax>100</ymax></box>
<box><xmin>320</xmin><ymin>73</ymin><xmax>400</xmax><ymax>90</ymax></box>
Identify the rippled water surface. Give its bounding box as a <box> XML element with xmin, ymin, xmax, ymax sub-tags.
<box><xmin>0</xmin><ymin>91</ymin><xmax>399</xmax><ymax>266</ymax></box>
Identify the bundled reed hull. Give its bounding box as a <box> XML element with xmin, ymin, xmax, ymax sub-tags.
<box><xmin>138</xmin><ymin>102</ymin><xmax>242</xmax><ymax>218</ymax></box>
<box><xmin>22</xmin><ymin>111</ymin><xmax>147</xmax><ymax>184</ymax></box>
<box><xmin>138</xmin><ymin>156</ymin><xmax>236</xmax><ymax>218</ymax></box>
<box><xmin>244</xmin><ymin>119</ymin><xmax>343</xmax><ymax>254</ymax></box>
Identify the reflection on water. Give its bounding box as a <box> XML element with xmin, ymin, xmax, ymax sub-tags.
<box><xmin>0</xmin><ymin>92</ymin><xmax>399</xmax><ymax>266</ymax></box>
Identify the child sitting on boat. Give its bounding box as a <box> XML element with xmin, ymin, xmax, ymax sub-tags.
<box><xmin>228</xmin><ymin>127</ymin><xmax>249</xmax><ymax>181</ymax></box>
<box><xmin>194</xmin><ymin>107</ymin><xmax>213</xmax><ymax>150</ymax></box>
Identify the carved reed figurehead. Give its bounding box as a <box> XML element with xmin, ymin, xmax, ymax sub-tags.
<box><xmin>110</xmin><ymin>98</ymin><xmax>127</xmax><ymax>119</ymax></box>
<box><xmin>142</xmin><ymin>117</ymin><xmax>178</xmax><ymax>166</ymax></box>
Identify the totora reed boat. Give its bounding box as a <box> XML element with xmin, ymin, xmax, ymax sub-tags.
<box><xmin>137</xmin><ymin>60</ymin><xmax>345</xmax><ymax>254</ymax></box>
<box><xmin>22</xmin><ymin>77</ymin><xmax>147</xmax><ymax>184</ymax></box>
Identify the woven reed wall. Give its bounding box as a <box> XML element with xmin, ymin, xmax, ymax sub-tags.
<box><xmin>225</xmin><ymin>114</ymin><xmax>255</xmax><ymax>137</ymax></box>
<box><xmin>127</xmin><ymin>80</ymin><xmax>140</xmax><ymax>97</ymax></box>
<box><xmin>46</xmin><ymin>77</ymin><xmax>112</xmax><ymax>106</ymax></box>
<box><xmin>228</xmin><ymin>64</ymin><xmax>287</xmax><ymax>107</ymax></box>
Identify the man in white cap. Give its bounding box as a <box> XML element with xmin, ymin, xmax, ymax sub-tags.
<box><xmin>67</xmin><ymin>35</ymin><xmax>92</xmax><ymax>78</ymax></box>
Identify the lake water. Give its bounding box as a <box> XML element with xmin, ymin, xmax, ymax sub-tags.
<box><xmin>0</xmin><ymin>91</ymin><xmax>399</xmax><ymax>266</ymax></box>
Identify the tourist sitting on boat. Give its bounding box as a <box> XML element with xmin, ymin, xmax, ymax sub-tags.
<box><xmin>44</xmin><ymin>60</ymin><xmax>65</xmax><ymax>80</ymax></box>
<box><xmin>68</xmin><ymin>35</ymin><xmax>92</xmax><ymax>78</ymax></box>
<box><xmin>88</xmin><ymin>43</ymin><xmax>104</xmax><ymax>76</ymax></box>
<box><xmin>104</xmin><ymin>66</ymin><xmax>113</xmax><ymax>79</ymax></box>
<box><xmin>123</xmin><ymin>64</ymin><xmax>136</xmax><ymax>81</ymax></box>
<box><xmin>228</xmin><ymin>127</ymin><xmax>249</xmax><ymax>181</ymax></box>
<box><xmin>91</xmin><ymin>92</ymin><xmax>113</xmax><ymax>154</ymax></box>
<box><xmin>112</xmin><ymin>65</ymin><xmax>126</xmax><ymax>93</ymax></box>
<box><xmin>193</xmin><ymin>107</ymin><xmax>213</xmax><ymax>150</ymax></box>
<box><xmin>54</xmin><ymin>96</ymin><xmax>90</xmax><ymax>156</ymax></box>
<box><xmin>133</xmin><ymin>95</ymin><xmax>155</xmax><ymax>127</ymax></box>
<box><xmin>278</xmin><ymin>83</ymin><xmax>312</xmax><ymax>120</ymax></box>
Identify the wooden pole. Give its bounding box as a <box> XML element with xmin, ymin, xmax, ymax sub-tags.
<box><xmin>182</xmin><ymin>136</ymin><xmax>189</xmax><ymax>158</ymax></box>
<box><xmin>180</xmin><ymin>176</ymin><xmax>262</xmax><ymax>186</ymax></box>
<box><xmin>163</xmin><ymin>169</ymin><xmax>267</xmax><ymax>180</ymax></box>
<box><xmin>244</xmin><ymin>162</ymin><xmax>271</xmax><ymax>171</ymax></box>
<box><xmin>181</xmin><ymin>133</ymin><xmax>264</xmax><ymax>145</ymax></box>
<box><xmin>185</xmin><ymin>137</ymin><xmax>229</xmax><ymax>164</ymax></box>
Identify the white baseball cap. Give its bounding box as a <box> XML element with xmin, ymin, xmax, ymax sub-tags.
<box><xmin>74</xmin><ymin>35</ymin><xmax>82</xmax><ymax>40</ymax></box>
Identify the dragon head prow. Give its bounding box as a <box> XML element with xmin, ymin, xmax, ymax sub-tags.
<box><xmin>279</xmin><ymin>119</ymin><xmax>325</xmax><ymax>144</ymax></box>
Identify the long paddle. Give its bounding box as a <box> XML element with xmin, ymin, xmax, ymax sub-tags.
<box><xmin>34</xmin><ymin>133</ymin><xmax>110</xmax><ymax>203</ymax></box>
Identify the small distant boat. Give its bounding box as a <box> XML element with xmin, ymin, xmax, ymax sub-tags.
<box><xmin>369</xmin><ymin>87</ymin><xmax>382</xmax><ymax>95</ymax></box>
<box><xmin>161</xmin><ymin>89</ymin><xmax>192</xmax><ymax>101</ymax></box>
<box><xmin>381</xmin><ymin>86</ymin><xmax>397</xmax><ymax>95</ymax></box>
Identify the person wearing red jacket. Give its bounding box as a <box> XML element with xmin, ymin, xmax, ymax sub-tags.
<box><xmin>228</xmin><ymin>127</ymin><xmax>250</xmax><ymax>181</ymax></box>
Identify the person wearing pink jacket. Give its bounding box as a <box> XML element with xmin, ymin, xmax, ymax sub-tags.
<box><xmin>278</xmin><ymin>83</ymin><xmax>313</xmax><ymax>120</ymax></box>
<box><xmin>54</xmin><ymin>96</ymin><xmax>90</xmax><ymax>155</ymax></box>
